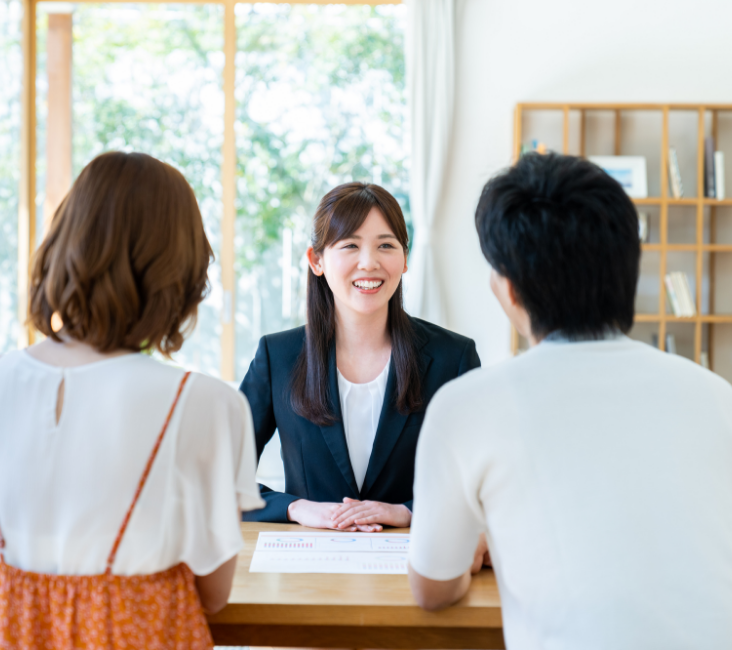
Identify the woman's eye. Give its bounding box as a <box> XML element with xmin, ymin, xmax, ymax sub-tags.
<box><xmin>380</xmin><ymin>243</ymin><xmax>396</xmax><ymax>249</ymax></box>
<box><xmin>341</xmin><ymin>243</ymin><xmax>357</xmax><ymax>249</ymax></box>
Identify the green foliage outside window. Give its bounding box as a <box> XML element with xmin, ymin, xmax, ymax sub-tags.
<box><xmin>234</xmin><ymin>4</ymin><xmax>408</xmax><ymax>377</ymax></box>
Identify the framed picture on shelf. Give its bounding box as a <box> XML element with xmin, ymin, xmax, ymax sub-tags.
<box><xmin>588</xmin><ymin>155</ymin><xmax>648</xmax><ymax>198</ymax></box>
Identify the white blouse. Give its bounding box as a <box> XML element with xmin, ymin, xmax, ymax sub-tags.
<box><xmin>337</xmin><ymin>358</ymin><xmax>390</xmax><ymax>491</ymax></box>
<box><xmin>0</xmin><ymin>350</ymin><xmax>264</xmax><ymax>576</ymax></box>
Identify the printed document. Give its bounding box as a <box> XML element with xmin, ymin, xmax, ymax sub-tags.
<box><xmin>249</xmin><ymin>531</ymin><xmax>410</xmax><ymax>574</ymax></box>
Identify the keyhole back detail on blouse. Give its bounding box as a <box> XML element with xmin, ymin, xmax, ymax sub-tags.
<box><xmin>55</xmin><ymin>377</ymin><xmax>65</xmax><ymax>426</ymax></box>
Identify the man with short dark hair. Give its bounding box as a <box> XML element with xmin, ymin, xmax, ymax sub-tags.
<box><xmin>408</xmin><ymin>153</ymin><xmax>732</xmax><ymax>649</ymax></box>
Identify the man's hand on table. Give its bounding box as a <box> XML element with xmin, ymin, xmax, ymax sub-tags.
<box><xmin>286</xmin><ymin>498</ymin><xmax>382</xmax><ymax>531</ymax></box>
<box><xmin>471</xmin><ymin>532</ymin><xmax>492</xmax><ymax>572</ymax></box>
<box><xmin>330</xmin><ymin>497</ymin><xmax>412</xmax><ymax>530</ymax></box>
<box><xmin>409</xmin><ymin>533</ymin><xmax>491</xmax><ymax>612</ymax></box>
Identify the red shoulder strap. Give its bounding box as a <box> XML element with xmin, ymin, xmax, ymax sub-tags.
<box><xmin>105</xmin><ymin>371</ymin><xmax>191</xmax><ymax>575</ymax></box>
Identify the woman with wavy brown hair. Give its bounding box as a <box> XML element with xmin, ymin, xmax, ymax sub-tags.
<box><xmin>240</xmin><ymin>182</ymin><xmax>481</xmax><ymax>530</ymax></box>
<box><xmin>0</xmin><ymin>152</ymin><xmax>263</xmax><ymax>649</ymax></box>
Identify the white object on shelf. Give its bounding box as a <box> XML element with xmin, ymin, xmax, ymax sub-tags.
<box><xmin>638</xmin><ymin>212</ymin><xmax>649</xmax><ymax>242</ymax></box>
<box><xmin>668</xmin><ymin>147</ymin><xmax>684</xmax><ymax>199</ymax></box>
<box><xmin>665</xmin><ymin>274</ymin><xmax>682</xmax><ymax>316</ymax></box>
<box><xmin>714</xmin><ymin>151</ymin><xmax>725</xmax><ymax>200</ymax></box>
<box><xmin>675</xmin><ymin>272</ymin><xmax>696</xmax><ymax>316</ymax></box>
<box><xmin>588</xmin><ymin>156</ymin><xmax>648</xmax><ymax>198</ymax></box>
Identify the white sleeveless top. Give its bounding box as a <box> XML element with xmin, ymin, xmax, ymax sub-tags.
<box><xmin>0</xmin><ymin>350</ymin><xmax>264</xmax><ymax>576</ymax></box>
<box><xmin>337</xmin><ymin>359</ymin><xmax>390</xmax><ymax>491</ymax></box>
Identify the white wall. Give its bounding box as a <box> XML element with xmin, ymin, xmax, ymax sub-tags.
<box><xmin>440</xmin><ymin>0</ymin><xmax>732</xmax><ymax>366</ymax></box>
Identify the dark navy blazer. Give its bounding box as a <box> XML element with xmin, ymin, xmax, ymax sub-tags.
<box><xmin>239</xmin><ymin>316</ymin><xmax>481</xmax><ymax>523</ymax></box>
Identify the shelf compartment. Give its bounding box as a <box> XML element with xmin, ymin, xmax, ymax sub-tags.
<box><xmin>636</xmin><ymin>250</ymin><xmax>661</xmax><ymax>315</ymax></box>
<box><xmin>668</xmin><ymin>205</ymin><xmax>698</xmax><ymax>245</ymax></box>
<box><xmin>704</xmin><ymin>252</ymin><xmax>732</xmax><ymax>315</ymax></box>
<box><xmin>664</xmin><ymin>321</ymin><xmax>696</xmax><ymax>359</ymax></box>
<box><xmin>709</xmin><ymin>324</ymin><xmax>732</xmax><ymax>383</ymax></box>
<box><xmin>628</xmin><ymin>321</ymin><xmax>660</xmax><ymax>349</ymax></box>
<box><xmin>703</xmin><ymin>206</ymin><xmax>732</xmax><ymax>245</ymax></box>
<box><xmin>519</xmin><ymin>110</ymin><xmax>565</xmax><ymax>155</ymax></box>
<box><xmin>637</xmin><ymin>205</ymin><xmax>660</xmax><ymax>245</ymax></box>
<box><xmin>668</xmin><ymin>110</ymin><xmax>700</xmax><ymax>199</ymax></box>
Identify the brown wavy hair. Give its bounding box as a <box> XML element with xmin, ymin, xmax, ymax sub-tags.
<box><xmin>29</xmin><ymin>151</ymin><xmax>213</xmax><ymax>356</ymax></box>
<box><xmin>291</xmin><ymin>182</ymin><xmax>422</xmax><ymax>426</ymax></box>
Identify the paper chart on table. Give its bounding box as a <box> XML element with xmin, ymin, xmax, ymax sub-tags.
<box><xmin>249</xmin><ymin>531</ymin><xmax>410</xmax><ymax>574</ymax></box>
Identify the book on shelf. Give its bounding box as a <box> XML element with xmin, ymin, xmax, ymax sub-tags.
<box><xmin>665</xmin><ymin>274</ymin><xmax>682</xmax><ymax>316</ymax></box>
<box><xmin>676</xmin><ymin>271</ymin><xmax>696</xmax><ymax>316</ymax></box>
<box><xmin>664</xmin><ymin>271</ymin><xmax>696</xmax><ymax>317</ymax></box>
<box><xmin>700</xmin><ymin>351</ymin><xmax>710</xmax><ymax>369</ymax></box>
<box><xmin>715</xmin><ymin>151</ymin><xmax>725</xmax><ymax>200</ymax></box>
<box><xmin>673</xmin><ymin>273</ymin><xmax>689</xmax><ymax>316</ymax></box>
<box><xmin>638</xmin><ymin>211</ymin><xmax>649</xmax><ymax>242</ymax></box>
<box><xmin>705</xmin><ymin>136</ymin><xmax>716</xmax><ymax>198</ymax></box>
<box><xmin>665</xmin><ymin>333</ymin><xmax>677</xmax><ymax>355</ymax></box>
<box><xmin>668</xmin><ymin>147</ymin><xmax>684</xmax><ymax>198</ymax></box>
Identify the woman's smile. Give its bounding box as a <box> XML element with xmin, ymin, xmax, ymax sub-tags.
<box><xmin>353</xmin><ymin>277</ymin><xmax>385</xmax><ymax>293</ymax></box>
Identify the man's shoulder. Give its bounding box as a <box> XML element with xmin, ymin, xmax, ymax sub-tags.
<box><xmin>644</xmin><ymin>342</ymin><xmax>732</xmax><ymax>396</ymax></box>
<box><xmin>426</xmin><ymin>355</ymin><xmax>517</xmax><ymax>416</ymax></box>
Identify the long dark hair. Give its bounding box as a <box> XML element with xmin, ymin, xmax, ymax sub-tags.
<box><xmin>291</xmin><ymin>182</ymin><xmax>422</xmax><ymax>426</ymax></box>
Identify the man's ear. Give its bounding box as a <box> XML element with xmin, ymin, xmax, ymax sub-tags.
<box><xmin>505</xmin><ymin>277</ymin><xmax>521</xmax><ymax>308</ymax></box>
<box><xmin>490</xmin><ymin>269</ymin><xmax>514</xmax><ymax>307</ymax></box>
<box><xmin>306</xmin><ymin>246</ymin><xmax>324</xmax><ymax>276</ymax></box>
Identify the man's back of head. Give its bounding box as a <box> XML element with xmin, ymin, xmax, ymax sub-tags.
<box><xmin>475</xmin><ymin>152</ymin><xmax>641</xmax><ymax>341</ymax></box>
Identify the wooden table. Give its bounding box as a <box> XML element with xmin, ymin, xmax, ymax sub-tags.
<box><xmin>207</xmin><ymin>523</ymin><xmax>505</xmax><ymax>648</ymax></box>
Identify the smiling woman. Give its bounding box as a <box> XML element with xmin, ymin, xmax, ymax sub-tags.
<box><xmin>296</xmin><ymin>183</ymin><xmax>418</xmax><ymax>425</ymax></box>
<box><xmin>238</xmin><ymin>182</ymin><xmax>482</xmax><ymax>530</ymax></box>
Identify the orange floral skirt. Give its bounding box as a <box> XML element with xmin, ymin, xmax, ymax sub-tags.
<box><xmin>0</xmin><ymin>560</ymin><xmax>213</xmax><ymax>650</ymax></box>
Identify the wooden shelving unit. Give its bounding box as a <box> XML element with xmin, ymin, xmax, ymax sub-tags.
<box><xmin>513</xmin><ymin>103</ymin><xmax>732</xmax><ymax>377</ymax></box>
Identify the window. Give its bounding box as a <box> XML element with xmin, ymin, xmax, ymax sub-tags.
<box><xmin>234</xmin><ymin>2</ymin><xmax>408</xmax><ymax>378</ymax></box>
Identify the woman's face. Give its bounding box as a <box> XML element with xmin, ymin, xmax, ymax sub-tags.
<box><xmin>308</xmin><ymin>207</ymin><xmax>408</xmax><ymax>319</ymax></box>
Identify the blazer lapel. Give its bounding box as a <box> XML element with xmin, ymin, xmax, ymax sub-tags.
<box><xmin>359</xmin><ymin>347</ymin><xmax>433</xmax><ymax>497</ymax></box>
<box><xmin>319</xmin><ymin>344</ymin><xmax>360</xmax><ymax>497</ymax></box>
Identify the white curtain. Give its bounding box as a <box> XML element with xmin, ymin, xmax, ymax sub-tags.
<box><xmin>404</xmin><ymin>0</ymin><xmax>456</xmax><ymax>325</ymax></box>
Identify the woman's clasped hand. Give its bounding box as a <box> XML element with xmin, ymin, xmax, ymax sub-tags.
<box><xmin>286</xmin><ymin>497</ymin><xmax>411</xmax><ymax>532</ymax></box>
<box><xmin>331</xmin><ymin>497</ymin><xmax>411</xmax><ymax>530</ymax></box>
